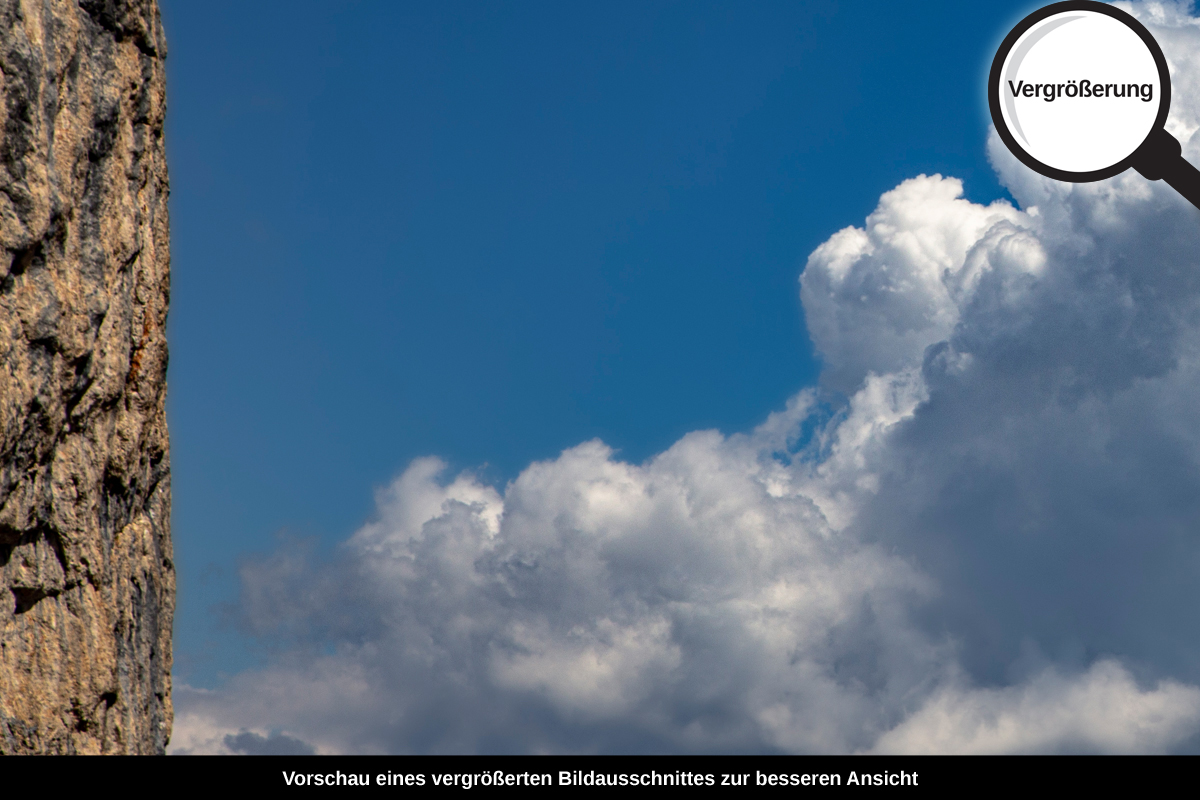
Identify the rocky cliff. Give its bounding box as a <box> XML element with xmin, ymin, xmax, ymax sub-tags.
<box><xmin>0</xmin><ymin>0</ymin><xmax>171</xmax><ymax>754</ymax></box>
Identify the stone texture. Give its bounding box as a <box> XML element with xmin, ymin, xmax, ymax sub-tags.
<box><xmin>0</xmin><ymin>0</ymin><xmax>171</xmax><ymax>754</ymax></box>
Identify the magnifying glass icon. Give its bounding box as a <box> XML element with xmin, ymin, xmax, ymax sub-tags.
<box><xmin>989</xmin><ymin>1</ymin><xmax>1200</xmax><ymax>209</ymax></box>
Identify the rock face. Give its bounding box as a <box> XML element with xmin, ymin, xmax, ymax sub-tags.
<box><xmin>0</xmin><ymin>0</ymin><xmax>171</xmax><ymax>753</ymax></box>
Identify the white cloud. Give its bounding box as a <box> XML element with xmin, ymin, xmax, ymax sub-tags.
<box><xmin>873</xmin><ymin>661</ymin><xmax>1200</xmax><ymax>754</ymax></box>
<box><xmin>173</xmin><ymin>1</ymin><xmax>1200</xmax><ymax>755</ymax></box>
<box><xmin>800</xmin><ymin>175</ymin><xmax>1030</xmax><ymax>393</ymax></box>
<box><xmin>175</xmin><ymin>427</ymin><xmax>946</xmax><ymax>754</ymax></box>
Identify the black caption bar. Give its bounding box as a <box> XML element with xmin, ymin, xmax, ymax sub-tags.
<box><xmin>0</xmin><ymin>753</ymin><xmax>1189</xmax><ymax>790</ymax></box>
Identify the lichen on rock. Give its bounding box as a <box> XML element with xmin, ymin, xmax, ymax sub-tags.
<box><xmin>0</xmin><ymin>0</ymin><xmax>171</xmax><ymax>754</ymax></box>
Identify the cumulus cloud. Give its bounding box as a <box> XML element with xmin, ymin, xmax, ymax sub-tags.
<box><xmin>176</xmin><ymin>427</ymin><xmax>947</xmax><ymax>754</ymax></box>
<box><xmin>173</xmin><ymin>1</ymin><xmax>1200</xmax><ymax>754</ymax></box>
<box><xmin>800</xmin><ymin>175</ymin><xmax>1031</xmax><ymax>393</ymax></box>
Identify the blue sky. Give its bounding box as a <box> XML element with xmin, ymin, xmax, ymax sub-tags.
<box><xmin>158</xmin><ymin>1</ymin><xmax>1200</xmax><ymax>755</ymax></box>
<box><xmin>163</xmin><ymin>0</ymin><xmax>1030</xmax><ymax>688</ymax></box>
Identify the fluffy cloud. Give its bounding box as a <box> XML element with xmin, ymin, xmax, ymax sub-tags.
<box><xmin>800</xmin><ymin>175</ymin><xmax>1031</xmax><ymax>393</ymax></box>
<box><xmin>872</xmin><ymin>660</ymin><xmax>1200</xmax><ymax>755</ymax></box>
<box><xmin>175</xmin><ymin>426</ymin><xmax>947</xmax><ymax>755</ymax></box>
<box><xmin>173</xmin><ymin>2</ymin><xmax>1200</xmax><ymax>754</ymax></box>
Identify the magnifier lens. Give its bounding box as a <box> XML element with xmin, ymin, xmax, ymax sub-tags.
<box><xmin>992</xmin><ymin>2</ymin><xmax>1200</xmax><ymax>210</ymax></box>
<box><xmin>991</xmin><ymin>4</ymin><xmax>1170</xmax><ymax>181</ymax></box>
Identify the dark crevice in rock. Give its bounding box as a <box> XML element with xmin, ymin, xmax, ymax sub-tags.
<box><xmin>7</xmin><ymin>241</ymin><xmax>36</xmax><ymax>277</ymax></box>
<box><xmin>69</xmin><ymin>700</ymin><xmax>90</xmax><ymax>733</ymax></box>
<box><xmin>46</xmin><ymin>528</ymin><xmax>70</xmax><ymax>582</ymax></box>
<box><xmin>78</xmin><ymin>0</ymin><xmax>160</xmax><ymax>59</ymax></box>
<box><xmin>88</xmin><ymin>103</ymin><xmax>120</xmax><ymax>164</ymax></box>
<box><xmin>12</xmin><ymin>585</ymin><xmax>51</xmax><ymax>614</ymax></box>
<box><xmin>64</xmin><ymin>352</ymin><xmax>96</xmax><ymax>420</ymax></box>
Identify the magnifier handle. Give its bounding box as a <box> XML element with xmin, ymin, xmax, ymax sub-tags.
<box><xmin>1131</xmin><ymin>128</ymin><xmax>1200</xmax><ymax>211</ymax></box>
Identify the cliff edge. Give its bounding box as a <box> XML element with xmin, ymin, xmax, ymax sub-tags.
<box><xmin>0</xmin><ymin>0</ymin><xmax>171</xmax><ymax>753</ymax></box>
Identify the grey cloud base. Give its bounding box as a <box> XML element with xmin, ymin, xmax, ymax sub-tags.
<box><xmin>173</xmin><ymin>1</ymin><xmax>1200</xmax><ymax>755</ymax></box>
